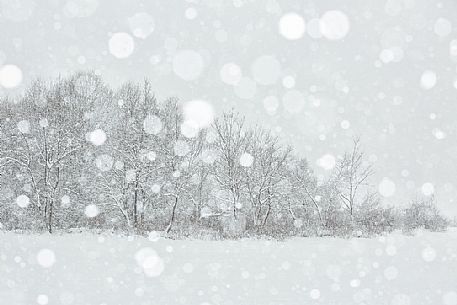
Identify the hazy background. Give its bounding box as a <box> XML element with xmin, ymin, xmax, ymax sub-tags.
<box><xmin>1</xmin><ymin>0</ymin><xmax>457</xmax><ymax>217</ymax></box>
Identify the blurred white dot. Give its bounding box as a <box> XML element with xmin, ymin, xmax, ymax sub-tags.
<box><xmin>317</xmin><ymin>154</ymin><xmax>336</xmax><ymax>170</ymax></box>
<box><xmin>143</xmin><ymin>115</ymin><xmax>162</xmax><ymax>135</ymax></box>
<box><xmin>1</xmin><ymin>0</ymin><xmax>35</xmax><ymax>22</ymax></box>
<box><xmin>128</xmin><ymin>12</ymin><xmax>155</xmax><ymax>39</ymax></box>
<box><xmin>89</xmin><ymin>129</ymin><xmax>107</xmax><ymax>146</ymax></box>
<box><xmin>386</xmin><ymin>245</ymin><xmax>397</xmax><ymax>256</ymax></box>
<box><xmin>433</xmin><ymin>128</ymin><xmax>446</xmax><ymax>140</ymax></box>
<box><xmin>450</xmin><ymin>40</ymin><xmax>457</xmax><ymax>58</ymax></box>
<box><xmin>95</xmin><ymin>154</ymin><xmax>113</xmax><ymax>172</ymax></box>
<box><xmin>434</xmin><ymin>18</ymin><xmax>452</xmax><ymax>37</ymax></box>
<box><xmin>422</xmin><ymin>246</ymin><xmax>436</xmax><ymax>262</ymax></box>
<box><xmin>340</xmin><ymin>120</ymin><xmax>350</xmax><ymax>129</ymax></box>
<box><xmin>134</xmin><ymin>247</ymin><xmax>164</xmax><ymax>277</ymax></box>
<box><xmin>146</xmin><ymin>231</ymin><xmax>161</xmax><ymax>242</ymax></box>
<box><xmin>380</xmin><ymin>49</ymin><xmax>395</xmax><ymax>63</ymax></box>
<box><xmin>282</xmin><ymin>90</ymin><xmax>304</xmax><ymax>113</ymax></box>
<box><xmin>134</xmin><ymin>288</ymin><xmax>144</xmax><ymax>297</ymax></box>
<box><xmin>0</xmin><ymin>64</ymin><xmax>23</xmax><ymax>88</ymax></box>
<box><xmin>443</xmin><ymin>291</ymin><xmax>457</xmax><ymax>305</ymax></box>
<box><xmin>320</xmin><ymin>10</ymin><xmax>350</xmax><ymax>40</ymax></box>
<box><xmin>234</xmin><ymin>77</ymin><xmax>257</xmax><ymax>99</ymax></box>
<box><xmin>63</xmin><ymin>0</ymin><xmax>98</xmax><ymax>18</ymax></box>
<box><xmin>263</xmin><ymin>95</ymin><xmax>279</xmax><ymax>115</ymax></box>
<box><xmin>61</xmin><ymin>195</ymin><xmax>70</xmax><ymax>207</ymax></box>
<box><xmin>293</xmin><ymin>219</ymin><xmax>303</xmax><ymax>228</ymax></box>
<box><xmin>37</xmin><ymin>249</ymin><xmax>56</xmax><ymax>268</ymax></box>
<box><xmin>108</xmin><ymin>32</ymin><xmax>134</xmax><ymax>58</ymax></box>
<box><xmin>85</xmin><ymin>204</ymin><xmax>99</xmax><ymax>218</ymax></box>
<box><xmin>182</xmin><ymin>262</ymin><xmax>194</xmax><ymax>273</ymax></box>
<box><xmin>390</xmin><ymin>47</ymin><xmax>404</xmax><ymax>62</ymax></box>
<box><xmin>391</xmin><ymin>294</ymin><xmax>411</xmax><ymax>305</ymax></box>
<box><xmin>251</xmin><ymin>55</ymin><xmax>281</xmax><ymax>85</ymax></box>
<box><xmin>368</xmin><ymin>154</ymin><xmax>378</xmax><ymax>163</ymax></box>
<box><xmin>350</xmin><ymin>278</ymin><xmax>360</xmax><ymax>287</ymax></box>
<box><xmin>220</xmin><ymin>63</ymin><xmax>242</xmax><ymax>86</ymax></box>
<box><xmin>239</xmin><ymin>153</ymin><xmax>254</xmax><ymax>167</ymax></box>
<box><xmin>309</xmin><ymin>289</ymin><xmax>320</xmax><ymax>299</ymax></box>
<box><xmin>37</xmin><ymin>294</ymin><xmax>49</xmax><ymax>305</ymax></box>
<box><xmin>151</xmin><ymin>184</ymin><xmax>161</xmax><ymax>194</ymax></box>
<box><xmin>420</xmin><ymin>70</ymin><xmax>437</xmax><ymax>90</ymax></box>
<box><xmin>59</xmin><ymin>291</ymin><xmax>74</xmax><ymax>305</ymax></box>
<box><xmin>182</xmin><ymin>100</ymin><xmax>214</xmax><ymax>135</ymax></box>
<box><xmin>185</xmin><ymin>7</ymin><xmax>198</xmax><ymax>20</ymax></box>
<box><xmin>149</xmin><ymin>54</ymin><xmax>161</xmax><ymax>65</ymax></box>
<box><xmin>279</xmin><ymin>13</ymin><xmax>306</xmax><ymax>40</ymax></box>
<box><xmin>282</xmin><ymin>75</ymin><xmax>295</xmax><ymax>88</ymax></box>
<box><xmin>173</xmin><ymin>49</ymin><xmax>204</xmax><ymax>81</ymax></box>
<box><xmin>77</xmin><ymin>55</ymin><xmax>86</xmax><ymax>64</ymax></box>
<box><xmin>421</xmin><ymin>182</ymin><xmax>435</xmax><ymax>196</ymax></box>
<box><xmin>17</xmin><ymin>119</ymin><xmax>30</xmax><ymax>133</ymax></box>
<box><xmin>16</xmin><ymin>194</ymin><xmax>30</xmax><ymax>208</ymax></box>
<box><xmin>174</xmin><ymin>140</ymin><xmax>190</xmax><ymax>157</ymax></box>
<box><xmin>181</xmin><ymin>121</ymin><xmax>199</xmax><ymax>138</ymax></box>
<box><xmin>379</xmin><ymin>178</ymin><xmax>396</xmax><ymax>197</ymax></box>
<box><xmin>384</xmin><ymin>266</ymin><xmax>398</xmax><ymax>280</ymax></box>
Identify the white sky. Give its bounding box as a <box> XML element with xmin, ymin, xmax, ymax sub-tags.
<box><xmin>1</xmin><ymin>0</ymin><xmax>457</xmax><ymax>216</ymax></box>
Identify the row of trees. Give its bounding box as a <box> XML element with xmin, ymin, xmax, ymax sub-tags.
<box><xmin>0</xmin><ymin>73</ymin><xmax>449</xmax><ymax>238</ymax></box>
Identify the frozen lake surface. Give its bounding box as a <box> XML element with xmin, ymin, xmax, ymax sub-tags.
<box><xmin>1</xmin><ymin>230</ymin><xmax>457</xmax><ymax>305</ymax></box>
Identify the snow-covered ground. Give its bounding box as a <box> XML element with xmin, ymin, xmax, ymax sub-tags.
<box><xmin>1</xmin><ymin>230</ymin><xmax>457</xmax><ymax>305</ymax></box>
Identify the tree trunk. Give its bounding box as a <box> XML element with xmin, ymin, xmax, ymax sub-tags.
<box><xmin>165</xmin><ymin>196</ymin><xmax>178</xmax><ymax>233</ymax></box>
<box><xmin>43</xmin><ymin>199</ymin><xmax>48</xmax><ymax>232</ymax></box>
<box><xmin>261</xmin><ymin>192</ymin><xmax>272</xmax><ymax>227</ymax></box>
<box><xmin>261</xmin><ymin>204</ymin><xmax>271</xmax><ymax>226</ymax></box>
<box><xmin>231</xmin><ymin>191</ymin><xmax>238</xmax><ymax>219</ymax></box>
<box><xmin>48</xmin><ymin>200</ymin><xmax>53</xmax><ymax>233</ymax></box>
<box><xmin>133</xmin><ymin>174</ymin><xmax>139</xmax><ymax>229</ymax></box>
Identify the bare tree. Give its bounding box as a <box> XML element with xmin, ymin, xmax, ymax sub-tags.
<box><xmin>0</xmin><ymin>73</ymin><xmax>104</xmax><ymax>232</ymax></box>
<box><xmin>287</xmin><ymin>157</ymin><xmax>323</xmax><ymax>228</ymax></box>
<box><xmin>243</xmin><ymin>127</ymin><xmax>291</xmax><ymax>227</ymax></box>
<box><xmin>211</xmin><ymin>111</ymin><xmax>252</xmax><ymax>219</ymax></box>
<box><xmin>93</xmin><ymin>80</ymin><xmax>161</xmax><ymax>231</ymax></box>
<box><xmin>158</xmin><ymin>98</ymin><xmax>206</xmax><ymax>233</ymax></box>
<box><xmin>334</xmin><ymin>138</ymin><xmax>374</xmax><ymax>217</ymax></box>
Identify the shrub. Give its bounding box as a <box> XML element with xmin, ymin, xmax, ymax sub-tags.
<box><xmin>402</xmin><ymin>197</ymin><xmax>448</xmax><ymax>233</ymax></box>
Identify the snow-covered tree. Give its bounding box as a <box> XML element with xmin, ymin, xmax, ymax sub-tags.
<box><xmin>333</xmin><ymin>138</ymin><xmax>374</xmax><ymax>218</ymax></box>
<box><xmin>242</xmin><ymin>127</ymin><xmax>291</xmax><ymax>228</ymax></box>
<box><xmin>211</xmin><ymin>111</ymin><xmax>253</xmax><ymax>219</ymax></box>
<box><xmin>91</xmin><ymin>80</ymin><xmax>161</xmax><ymax>230</ymax></box>
<box><xmin>0</xmin><ymin>74</ymin><xmax>106</xmax><ymax>232</ymax></box>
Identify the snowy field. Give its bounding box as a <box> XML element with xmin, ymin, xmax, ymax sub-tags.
<box><xmin>1</xmin><ymin>231</ymin><xmax>457</xmax><ymax>305</ymax></box>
